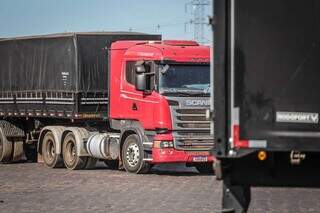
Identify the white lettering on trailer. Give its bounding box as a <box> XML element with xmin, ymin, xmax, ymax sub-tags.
<box><xmin>61</xmin><ymin>72</ymin><xmax>69</xmax><ymax>86</ymax></box>
<box><xmin>276</xmin><ymin>111</ymin><xmax>319</xmax><ymax>124</ymax></box>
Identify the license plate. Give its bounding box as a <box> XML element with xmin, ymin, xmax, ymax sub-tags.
<box><xmin>192</xmin><ymin>156</ymin><xmax>208</xmax><ymax>162</ymax></box>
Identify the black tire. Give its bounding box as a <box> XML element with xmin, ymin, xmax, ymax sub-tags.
<box><xmin>42</xmin><ymin>132</ymin><xmax>64</xmax><ymax>168</ymax></box>
<box><xmin>62</xmin><ymin>132</ymin><xmax>88</xmax><ymax>170</ymax></box>
<box><xmin>195</xmin><ymin>163</ymin><xmax>215</xmax><ymax>174</ymax></box>
<box><xmin>0</xmin><ymin>131</ymin><xmax>13</xmax><ymax>163</ymax></box>
<box><xmin>121</xmin><ymin>134</ymin><xmax>151</xmax><ymax>174</ymax></box>
<box><xmin>104</xmin><ymin>160</ymin><xmax>119</xmax><ymax>170</ymax></box>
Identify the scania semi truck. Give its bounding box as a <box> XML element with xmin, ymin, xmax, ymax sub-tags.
<box><xmin>213</xmin><ymin>0</ymin><xmax>320</xmax><ymax>212</ymax></box>
<box><xmin>0</xmin><ymin>32</ymin><xmax>214</xmax><ymax>174</ymax></box>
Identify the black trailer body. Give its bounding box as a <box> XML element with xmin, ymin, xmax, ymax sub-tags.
<box><xmin>213</xmin><ymin>0</ymin><xmax>320</xmax><ymax>212</ymax></box>
<box><xmin>0</xmin><ymin>32</ymin><xmax>161</xmax><ymax>120</ymax></box>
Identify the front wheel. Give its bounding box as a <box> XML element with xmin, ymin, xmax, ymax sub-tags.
<box><xmin>121</xmin><ymin>134</ymin><xmax>151</xmax><ymax>174</ymax></box>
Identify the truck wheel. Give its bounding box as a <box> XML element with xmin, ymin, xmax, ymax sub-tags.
<box><xmin>62</xmin><ymin>132</ymin><xmax>87</xmax><ymax>170</ymax></box>
<box><xmin>195</xmin><ymin>163</ymin><xmax>215</xmax><ymax>174</ymax></box>
<box><xmin>0</xmin><ymin>132</ymin><xmax>13</xmax><ymax>162</ymax></box>
<box><xmin>104</xmin><ymin>160</ymin><xmax>119</xmax><ymax>170</ymax></box>
<box><xmin>42</xmin><ymin>132</ymin><xmax>64</xmax><ymax>168</ymax></box>
<box><xmin>122</xmin><ymin>134</ymin><xmax>151</xmax><ymax>174</ymax></box>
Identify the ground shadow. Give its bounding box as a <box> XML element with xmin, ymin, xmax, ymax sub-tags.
<box><xmin>0</xmin><ymin>161</ymin><xmax>215</xmax><ymax>177</ymax></box>
<box><xmin>150</xmin><ymin>163</ymin><xmax>214</xmax><ymax>177</ymax></box>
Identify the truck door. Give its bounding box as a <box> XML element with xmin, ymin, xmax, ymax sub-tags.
<box><xmin>120</xmin><ymin>60</ymin><xmax>159</xmax><ymax>129</ymax></box>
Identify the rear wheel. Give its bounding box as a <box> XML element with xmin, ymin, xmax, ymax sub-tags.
<box><xmin>0</xmin><ymin>131</ymin><xmax>13</xmax><ymax>163</ymax></box>
<box><xmin>195</xmin><ymin>163</ymin><xmax>215</xmax><ymax>174</ymax></box>
<box><xmin>42</xmin><ymin>132</ymin><xmax>63</xmax><ymax>168</ymax></box>
<box><xmin>62</xmin><ymin>132</ymin><xmax>87</xmax><ymax>170</ymax></box>
<box><xmin>122</xmin><ymin>134</ymin><xmax>150</xmax><ymax>174</ymax></box>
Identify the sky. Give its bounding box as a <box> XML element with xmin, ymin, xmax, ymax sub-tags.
<box><xmin>0</xmin><ymin>0</ymin><xmax>212</xmax><ymax>43</ymax></box>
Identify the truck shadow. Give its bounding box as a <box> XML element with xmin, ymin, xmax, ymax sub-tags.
<box><xmin>150</xmin><ymin>170</ymin><xmax>214</xmax><ymax>177</ymax></box>
<box><xmin>95</xmin><ymin>162</ymin><xmax>214</xmax><ymax>176</ymax></box>
<box><xmin>2</xmin><ymin>161</ymin><xmax>214</xmax><ymax>176</ymax></box>
<box><xmin>150</xmin><ymin>164</ymin><xmax>214</xmax><ymax>176</ymax></box>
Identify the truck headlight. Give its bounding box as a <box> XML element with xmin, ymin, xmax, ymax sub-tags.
<box><xmin>154</xmin><ymin>141</ymin><xmax>174</xmax><ymax>148</ymax></box>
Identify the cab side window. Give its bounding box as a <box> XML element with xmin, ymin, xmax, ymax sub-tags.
<box><xmin>125</xmin><ymin>61</ymin><xmax>136</xmax><ymax>85</ymax></box>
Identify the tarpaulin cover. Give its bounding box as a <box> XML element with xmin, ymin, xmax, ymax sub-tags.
<box><xmin>0</xmin><ymin>32</ymin><xmax>161</xmax><ymax>118</ymax></box>
<box><xmin>0</xmin><ymin>32</ymin><xmax>161</xmax><ymax>92</ymax></box>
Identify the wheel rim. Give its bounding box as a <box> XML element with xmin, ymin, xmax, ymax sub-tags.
<box><xmin>65</xmin><ymin>140</ymin><xmax>76</xmax><ymax>166</ymax></box>
<box><xmin>45</xmin><ymin>139</ymin><xmax>55</xmax><ymax>163</ymax></box>
<box><xmin>126</xmin><ymin>143</ymin><xmax>140</xmax><ymax>167</ymax></box>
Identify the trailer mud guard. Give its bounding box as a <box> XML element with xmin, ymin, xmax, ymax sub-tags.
<box><xmin>0</xmin><ymin>120</ymin><xmax>25</xmax><ymax>162</ymax></box>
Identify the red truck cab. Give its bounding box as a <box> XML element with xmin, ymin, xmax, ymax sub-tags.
<box><xmin>109</xmin><ymin>40</ymin><xmax>214</xmax><ymax>173</ymax></box>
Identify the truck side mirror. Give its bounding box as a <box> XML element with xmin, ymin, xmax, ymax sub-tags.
<box><xmin>134</xmin><ymin>62</ymin><xmax>154</xmax><ymax>92</ymax></box>
<box><xmin>134</xmin><ymin>63</ymin><xmax>148</xmax><ymax>91</ymax></box>
<box><xmin>135</xmin><ymin>73</ymin><xmax>147</xmax><ymax>91</ymax></box>
<box><xmin>135</xmin><ymin>64</ymin><xmax>146</xmax><ymax>74</ymax></box>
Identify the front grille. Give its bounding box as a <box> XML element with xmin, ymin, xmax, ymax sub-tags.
<box><xmin>170</xmin><ymin>106</ymin><xmax>214</xmax><ymax>151</ymax></box>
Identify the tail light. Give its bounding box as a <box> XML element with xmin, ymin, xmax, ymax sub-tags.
<box><xmin>233</xmin><ymin>125</ymin><xmax>249</xmax><ymax>148</ymax></box>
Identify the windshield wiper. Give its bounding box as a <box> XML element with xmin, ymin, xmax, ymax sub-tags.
<box><xmin>161</xmin><ymin>89</ymin><xmax>210</xmax><ymax>97</ymax></box>
<box><xmin>161</xmin><ymin>91</ymin><xmax>195</xmax><ymax>97</ymax></box>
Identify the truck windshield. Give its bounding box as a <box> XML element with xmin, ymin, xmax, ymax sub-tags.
<box><xmin>159</xmin><ymin>64</ymin><xmax>210</xmax><ymax>96</ymax></box>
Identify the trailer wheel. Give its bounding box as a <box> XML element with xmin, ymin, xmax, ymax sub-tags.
<box><xmin>122</xmin><ymin>134</ymin><xmax>151</xmax><ymax>174</ymax></box>
<box><xmin>104</xmin><ymin>160</ymin><xmax>119</xmax><ymax>170</ymax></box>
<box><xmin>62</xmin><ymin>132</ymin><xmax>87</xmax><ymax>170</ymax></box>
<box><xmin>195</xmin><ymin>163</ymin><xmax>215</xmax><ymax>174</ymax></box>
<box><xmin>0</xmin><ymin>132</ymin><xmax>13</xmax><ymax>162</ymax></box>
<box><xmin>42</xmin><ymin>132</ymin><xmax>64</xmax><ymax>168</ymax></box>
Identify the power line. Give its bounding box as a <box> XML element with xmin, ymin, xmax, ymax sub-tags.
<box><xmin>185</xmin><ymin>0</ymin><xmax>211</xmax><ymax>44</ymax></box>
<box><xmin>128</xmin><ymin>21</ymin><xmax>187</xmax><ymax>32</ymax></box>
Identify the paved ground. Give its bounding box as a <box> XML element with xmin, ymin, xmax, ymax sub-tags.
<box><xmin>0</xmin><ymin>162</ymin><xmax>320</xmax><ymax>213</ymax></box>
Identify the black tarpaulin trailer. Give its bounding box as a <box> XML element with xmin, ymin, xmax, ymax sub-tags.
<box><xmin>213</xmin><ymin>0</ymin><xmax>320</xmax><ymax>212</ymax></box>
<box><xmin>0</xmin><ymin>32</ymin><xmax>161</xmax><ymax>119</ymax></box>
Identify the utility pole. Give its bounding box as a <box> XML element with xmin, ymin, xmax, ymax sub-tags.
<box><xmin>185</xmin><ymin>0</ymin><xmax>211</xmax><ymax>44</ymax></box>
